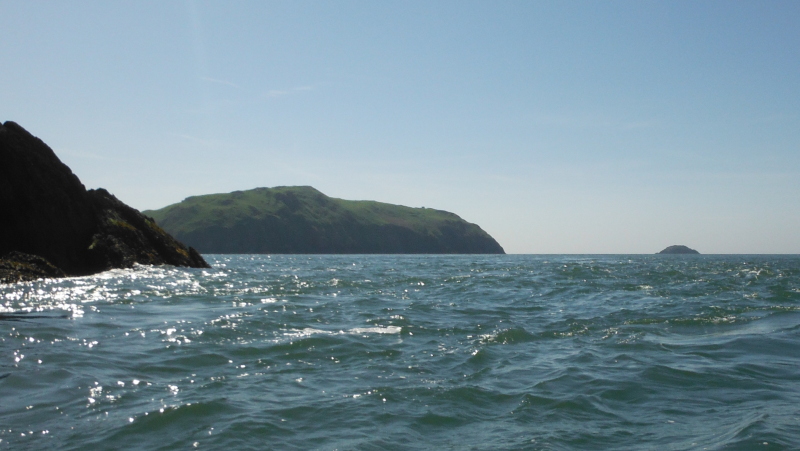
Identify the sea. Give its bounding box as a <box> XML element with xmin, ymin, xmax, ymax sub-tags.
<box><xmin>2</xmin><ymin>254</ymin><xmax>799</xmax><ymax>450</ymax></box>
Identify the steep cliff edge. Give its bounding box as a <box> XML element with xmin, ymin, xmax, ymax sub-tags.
<box><xmin>0</xmin><ymin>121</ymin><xmax>208</xmax><ymax>283</ymax></box>
<box><xmin>144</xmin><ymin>186</ymin><xmax>505</xmax><ymax>254</ymax></box>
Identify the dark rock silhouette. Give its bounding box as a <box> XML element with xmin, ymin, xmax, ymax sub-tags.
<box><xmin>0</xmin><ymin>251</ymin><xmax>66</xmax><ymax>284</ymax></box>
<box><xmin>0</xmin><ymin>121</ymin><xmax>209</xmax><ymax>283</ymax></box>
<box><xmin>657</xmin><ymin>245</ymin><xmax>700</xmax><ymax>254</ymax></box>
<box><xmin>145</xmin><ymin>186</ymin><xmax>505</xmax><ymax>254</ymax></box>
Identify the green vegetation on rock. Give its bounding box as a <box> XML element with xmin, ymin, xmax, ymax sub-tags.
<box><xmin>144</xmin><ymin>186</ymin><xmax>505</xmax><ymax>254</ymax></box>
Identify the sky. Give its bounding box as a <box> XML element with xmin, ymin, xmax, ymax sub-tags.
<box><xmin>2</xmin><ymin>0</ymin><xmax>799</xmax><ymax>254</ymax></box>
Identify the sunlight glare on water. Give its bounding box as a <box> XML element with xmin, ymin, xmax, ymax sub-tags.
<box><xmin>1</xmin><ymin>255</ymin><xmax>800</xmax><ymax>450</ymax></box>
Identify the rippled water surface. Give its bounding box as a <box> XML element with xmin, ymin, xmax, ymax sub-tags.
<box><xmin>2</xmin><ymin>255</ymin><xmax>800</xmax><ymax>450</ymax></box>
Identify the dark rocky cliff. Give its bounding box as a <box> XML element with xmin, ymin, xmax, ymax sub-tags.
<box><xmin>0</xmin><ymin>121</ymin><xmax>209</xmax><ymax>283</ymax></box>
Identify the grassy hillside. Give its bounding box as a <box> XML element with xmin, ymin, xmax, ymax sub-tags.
<box><xmin>143</xmin><ymin>186</ymin><xmax>505</xmax><ymax>254</ymax></box>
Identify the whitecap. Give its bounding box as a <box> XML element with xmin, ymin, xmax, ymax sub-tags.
<box><xmin>349</xmin><ymin>326</ymin><xmax>402</xmax><ymax>335</ymax></box>
<box><xmin>283</xmin><ymin>325</ymin><xmax>402</xmax><ymax>339</ymax></box>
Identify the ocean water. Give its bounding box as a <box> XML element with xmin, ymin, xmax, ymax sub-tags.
<box><xmin>2</xmin><ymin>254</ymin><xmax>800</xmax><ymax>450</ymax></box>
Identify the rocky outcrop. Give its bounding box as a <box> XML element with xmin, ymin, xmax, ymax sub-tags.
<box><xmin>0</xmin><ymin>252</ymin><xmax>66</xmax><ymax>284</ymax></box>
<box><xmin>84</xmin><ymin>188</ymin><xmax>207</xmax><ymax>270</ymax></box>
<box><xmin>657</xmin><ymin>245</ymin><xmax>700</xmax><ymax>254</ymax></box>
<box><xmin>0</xmin><ymin>121</ymin><xmax>209</xmax><ymax>283</ymax></box>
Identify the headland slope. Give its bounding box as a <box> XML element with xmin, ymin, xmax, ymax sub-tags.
<box><xmin>144</xmin><ymin>186</ymin><xmax>505</xmax><ymax>254</ymax></box>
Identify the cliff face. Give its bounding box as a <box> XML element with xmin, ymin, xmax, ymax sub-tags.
<box><xmin>0</xmin><ymin>121</ymin><xmax>208</xmax><ymax>283</ymax></box>
<box><xmin>145</xmin><ymin>186</ymin><xmax>505</xmax><ymax>254</ymax></box>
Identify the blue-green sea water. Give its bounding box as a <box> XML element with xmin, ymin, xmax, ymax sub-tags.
<box><xmin>2</xmin><ymin>255</ymin><xmax>800</xmax><ymax>450</ymax></box>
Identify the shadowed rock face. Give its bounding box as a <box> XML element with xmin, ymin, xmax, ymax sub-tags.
<box><xmin>0</xmin><ymin>251</ymin><xmax>66</xmax><ymax>284</ymax></box>
<box><xmin>0</xmin><ymin>121</ymin><xmax>209</xmax><ymax>282</ymax></box>
<box><xmin>657</xmin><ymin>245</ymin><xmax>700</xmax><ymax>254</ymax></box>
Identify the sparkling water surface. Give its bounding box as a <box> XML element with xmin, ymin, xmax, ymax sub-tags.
<box><xmin>2</xmin><ymin>255</ymin><xmax>800</xmax><ymax>450</ymax></box>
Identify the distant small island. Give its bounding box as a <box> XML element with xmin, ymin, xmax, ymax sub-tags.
<box><xmin>144</xmin><ymin>186</ymin><xmax>505</xmax><ymax>254</ymax></box>
<box><xmin>657</xmin><ymin>245</ymin><xmax>700</xmax><ymax>254</ymax></box>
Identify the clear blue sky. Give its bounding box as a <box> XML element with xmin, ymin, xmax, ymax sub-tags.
<box><xmin>3</xmin><ymin>0</ymin><xmax>799</xmax><ymax>253</ymax></box>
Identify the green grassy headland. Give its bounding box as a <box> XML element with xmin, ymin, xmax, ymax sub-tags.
<box><xmin>143</xmin><ymin>186</ymin><xmax>505</xmax><ymax>254</ymax></box>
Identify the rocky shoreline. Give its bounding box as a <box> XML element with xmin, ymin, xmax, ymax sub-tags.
<box><xmin>0</xmin><ymin>121</ymin><xmax>208</xmax><ymax>284</ymax></box>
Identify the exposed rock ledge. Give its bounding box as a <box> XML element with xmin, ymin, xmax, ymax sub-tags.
<box><xmin>0</xmin><ymin>121</ymin><xmax>209</xmax><ymax>284</ymax></box>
